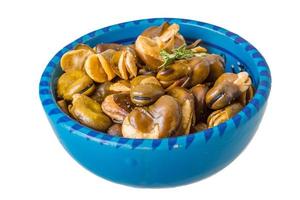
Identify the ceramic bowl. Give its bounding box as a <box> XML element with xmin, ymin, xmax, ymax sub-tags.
<box><xmin>39</xmin><ymin>18</ymin><xmax>271</xmax><ymax>187</ymax></box>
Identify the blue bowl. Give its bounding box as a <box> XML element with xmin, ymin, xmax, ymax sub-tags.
<box><xmin>39</xmin><ymin>18</ymin><xmax>271</xmax><ymax>187</ymax></box>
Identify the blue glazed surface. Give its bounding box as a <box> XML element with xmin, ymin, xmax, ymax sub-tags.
<box><xmin>39</xmin><ymin>18</ymin><xmax>271</xmax><ymax>187</ymax></box>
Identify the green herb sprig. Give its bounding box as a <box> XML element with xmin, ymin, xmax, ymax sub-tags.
<box><xmin>159</xmin><ymin>45</ymin><xmax>194</xmax><ymax>69</ymax></box>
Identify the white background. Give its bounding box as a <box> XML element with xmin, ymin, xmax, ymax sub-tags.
<box><xmin>0</xmin><ymin>0</ymin><xmax>299</xmax><ymax>199</ymax></box>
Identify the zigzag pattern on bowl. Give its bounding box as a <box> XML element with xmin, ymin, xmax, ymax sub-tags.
<box><xmin>39</xmin><ymin>18</ymin><xmax>271</xmax><ymax>151</ymax></box>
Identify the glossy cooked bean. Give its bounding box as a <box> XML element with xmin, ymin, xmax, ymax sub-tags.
<box><xmin>60</xmin><ymin>49</ymin><xmax>93</xmax><ymax>72</ymax></box>
<box><xmin>190</xmin><ymin>84</ymin><xmax>209</xmax><ymax>122</ymax></box>
<box><xmin>168</xmin><ymin>87</ymin><xmax>195</xmax><ymax>135</ymax></box>
<box><xmin>68</xmin><ymin>94</ymin><xmax>112</xmax><ymax>131</ymax></box>
<box><xmin>122</xmin><ymin>95</ymin><xmax>181</xmax><ymax>139</ymax></box>
<box><xmin>57</xmin><ymin>70</ymin><xmax>95</xmax><ymax>101</ymax></box>
<box><xmin>207</xmin><ymin>103</ymin><xmax>243</xmax><ymax>128</ymax></box>
<box><xmin>101</xmin><ymin>93</ymin><xmax>135</xmax><ymax>123</ymax></box>
<box><xmin>130</xmin><ymin>75</ymin><xmax>164</xmax><ymax>106</ymax></box>
<box><xmin>206</xmin><ymin>72</ymin><xmax>252</xmax><ymax>110</ymax></box>
<box><xmin>107</xmin><ymin>124</ymin><xmax>123</xmax><ymax>137</ymax></box>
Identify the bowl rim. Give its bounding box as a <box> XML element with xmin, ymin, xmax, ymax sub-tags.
<box><xmin>39</xmin><ymin>17</ymin><xmax>271</xmax><ymax>150</ymax></box>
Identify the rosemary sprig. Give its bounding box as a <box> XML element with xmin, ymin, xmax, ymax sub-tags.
<box><xmin>159</xmin><ymin>45</ymin><xmax>194</xmax><ymax>69</ymax></box>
